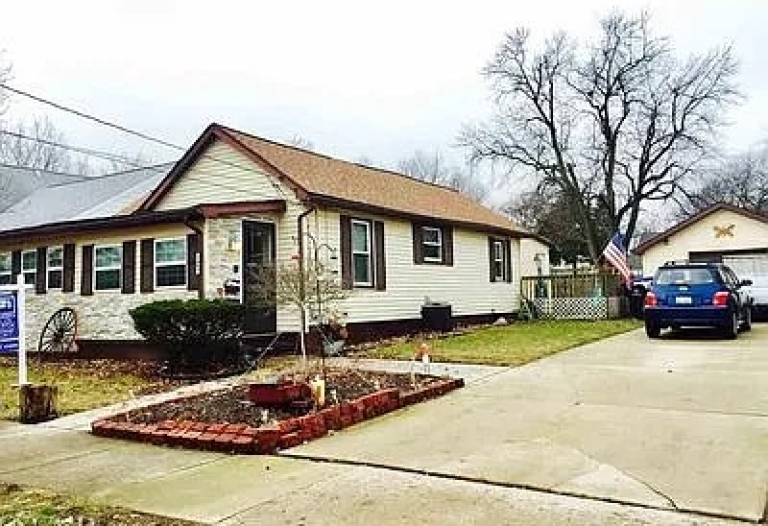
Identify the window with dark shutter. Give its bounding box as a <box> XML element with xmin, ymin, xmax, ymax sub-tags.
<box><xmin>62</xmin><ymin>244</ymin><xmax>75</xmax><ymax>292</ymax></box>
<box><xmin>505</xmin><ymin>239</ymin><xmax>513</xmax><ymax>283</ymax></box>
<box><xmin>122</xmin><ymin>241</ymin><xmax>136</xmax><ymax>294</ymax></box>
<box><xmin>339</xmin><ymin>216</ymin><xmax>352</xmax><ymax>290</ymax></box>
<box><xmin>0</xmin><ymin>253</ymin><xmax>11</xmax><ymax>285</ymax></box>
<box><xmin>11</xmin><ymin>251</ymin><xmax>21</xmax><ymax>282</ymax></box>
<box><xmin>35</xmin><ymin>247</ymin><xmax>47</xmax><ymax>294</ymax></box>
<box><xmin>81</xmin><ymin>245</ymin><xmax>94</xmax><ymax>296</ymax></box>
<box><xmin>488</xmin><ymin>236</ymin><xmax>511</xmax><ymax>282</ymax></box>
<box><xmin>374</xmin><ymin>221</ymin><xmax>386</xmax><ymax>291</ymax></box>
<box><xmin>47</xmin><ymin>246</ymin><xmax>64</xmax><ymax>290</ymax></box>
<box><xmin>413</xmin><ymin>223</ymin><xmax>453</xmax><ymax>266</ymax></box>
<box><xmin>140</xmin><ymin>238</ymin><xmax>154</xmax><ymax>293</ymax></box>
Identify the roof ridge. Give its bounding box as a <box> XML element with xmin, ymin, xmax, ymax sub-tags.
<box><xmin>217</xmin><ymin>123</ymin><xmax>463</xmax><ymax>194</ymax></box>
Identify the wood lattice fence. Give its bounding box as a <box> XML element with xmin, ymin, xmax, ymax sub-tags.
<box><xmin>520</xmin><ymin>273</ymin><xmax>627</xmax><ymax>320</ymax></box>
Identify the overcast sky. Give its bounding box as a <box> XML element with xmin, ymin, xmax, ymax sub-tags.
<box><xmin>2</xmin><ymin>0</ymin><xmax>768</xmax><ymax>182</ymax></box>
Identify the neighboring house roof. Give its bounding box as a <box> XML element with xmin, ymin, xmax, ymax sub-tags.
<box><xmin>143</xmin><ymin>123</ymin><xmax>538</xmax><ymax>238</ymax></box>
<box><xmin>0</xmin><ymin>163</ymin><xmax>174</xmax><ymax>232</ymax></box>
<box><xmin>0</xmin><ymin>165</ymin><xmax>86</xmax><ymax>212</ymax></box>
<box><xmin>633</xmin><ymin>203</ymin><xmax>768</xmax><ymax>255</ymax></box>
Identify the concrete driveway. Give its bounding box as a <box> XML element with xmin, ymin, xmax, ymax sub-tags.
<box><xmin>0</xmin><ymin>325</ymin><xmax>766</xmax><ymax>524</ymax></box>
<box><xmin>289</xmin><ymin>324</ymin><xmax>768</xmax><ymax>522</ymax></box>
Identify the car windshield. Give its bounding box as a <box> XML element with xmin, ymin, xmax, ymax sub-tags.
<box><xmin>655</xmin><ymin>267</ymin><xmax>716</xmax><ymax>285</ymax></box>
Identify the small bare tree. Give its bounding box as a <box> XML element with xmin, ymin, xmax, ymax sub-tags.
<box><xmin>252</xmin><ymin>259</ymin><xmax>347</xmax><ymax>366</ymax></box>
<box><xmin>461</xmin><ymin>11</ymin><xmax>739</xmax><ymax>260</ymax></box>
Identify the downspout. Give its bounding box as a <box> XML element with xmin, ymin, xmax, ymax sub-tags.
<box><xmin>184</xmin><ymin>215</ymin><xmax>205</xmax><ymax>300</ymax></box>
<box><xmin>297</xmin><ymin>205</ymin><xmax>316</xmax><ymax>359</ymax></box>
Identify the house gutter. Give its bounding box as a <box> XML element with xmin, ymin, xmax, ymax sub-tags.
<box><xmin>184</xmin><ymin>215</ymin><xmax>205</xmax><ymax>300</ymax></box>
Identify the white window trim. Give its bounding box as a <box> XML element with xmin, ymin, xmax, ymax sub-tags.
<box><xmin>154</xmin><ymin>237</ymin><xmax>188</xmax><ymax>289</ymax></box>
<box><xmin>0</xmin><ymin>253</ymin><xmax>11</xmax><ymax>284</ymax></box>
<box><xmin>351</xmin><ymin>219</ymin><xmax>373</xmax><ymax>287</ymax></box>
<box><xmin>493</xmin><ymin>240</ymin><xmax>505</xmax><ymax>281</ymax></box>
<box><xmin>94</xmin><ymin>244</ymin><xmax>122</xmax><ymax>291</ymax></box>
<box><xmin>21</xmin><ymin>250</ymin><xmax>36</xmax><ymax>284</ymax></box>
<box><xmin>47</xmin><ymin>246</ymin><xmax>63</xmax><ymax>289</ymax></box>
<box><xmin>422</xmin><ymin>226</ymin><xmax>443</xmax><ymax>263</ymax></box>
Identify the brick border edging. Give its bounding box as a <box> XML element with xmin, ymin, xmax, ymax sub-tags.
<box><xmin>91</xmin><ymin>377</ymin><xmax>464</xmax><ymax>454</ymax></box>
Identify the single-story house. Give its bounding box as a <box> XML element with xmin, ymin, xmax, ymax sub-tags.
<box><xmin>634</xmin><ymin>203</ymin><xmax>768</xmax><ymax>278</ymax></box>
<box><xmin>0</xmin><ymin>123</ymin><xmax>549</xmax><ymax>353</ymax></box>
<box><xmin>0</xmin><ymin>165</ymin><xmax>86</xmax><ymax>212</ymax></box>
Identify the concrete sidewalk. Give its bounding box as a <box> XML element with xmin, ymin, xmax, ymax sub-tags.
<box><xmin>0</xmin><ymin>336</ymin><xmax>763</xmax><ymax>524</ymax></box>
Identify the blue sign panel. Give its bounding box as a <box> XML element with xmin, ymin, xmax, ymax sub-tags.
<box><xmin>0</xmin><ymin>291</ymin><xmax>19</xmax><ymax>353</ymax></box>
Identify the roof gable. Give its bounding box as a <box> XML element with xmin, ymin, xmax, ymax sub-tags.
<box><xmin>142</xmin><ymin>123</ymin><xmax>529</xmax><ymax>236</ymax></box>
<box><xmin>634</xmin><ymin>203</ymin><xmax>768</xmax><ymax>254</ymax></box>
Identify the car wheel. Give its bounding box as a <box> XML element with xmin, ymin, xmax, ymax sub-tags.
<box><xmin>645</xmin><ymin>321</ymin><xmax>661</xmax><ymax>339</ymax></box>
<box><xmin>723</xmin><ymin>311</ymin><xmax>738</xmax><ymax>340</ymax></box>
<box><xmin>741</xmin><ymin>306</ymin><xmax>753</xmax><ymax>331</ymax></box>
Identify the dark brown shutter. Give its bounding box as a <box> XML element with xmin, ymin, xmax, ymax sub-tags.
<box><xmin>339</xmin><ymin>216</ymin><xmax>352</xmax><ymax>290</ymax></box>
<box><xmin>374</xmin><ymin>221</ymin><xmax>386</xmax><ymax>291</ymax></box>
<box><xmin>488</xmin><ymin>237</ymin><xmax>496</xmax><ymax>283</ymax></box>
<box><xmin>505</xmin><ymin>239</ymin><xmax>513</xmax><ymax>283</ymax></box>
<box><xmin>62</xmin><ymin>243</ymin><xmax>75</xmax><ymax>293</ymax></box>
<box><xmin>443</xmin><ymin>226</ymin><xmax>454</xmax><ymax>266</ymax></box>
<box><xmin>81</xmin><ymin>245</ymin><xmax>94</xmax><ymax>296</ymax></box>
<box><xmin>187</xmin><ymin>233</ymin><xmax>200</xmax><ymax>291</ymax></box>
<box><xmin>122</xmin><ymin>241</ymin><xmax>136</xmax><ymax>294</ymax></box>
<box><xmin>412</xmin><ymin>223</ymin><xmax>424</xmax><ymax>264</ymax></box>
<box><xmin>140</xmin><ymin>238</ymin><xmax>154</xmax><ymax>293</ymax></box>
<box><xmin>35</xmin><ymin>246</ymin><xmax>47</xmax><ymax>294</ymax></box>
<box><xmin>11</xmin><ymin>251</ymin><xmax>21</xmax><ymax>281</ymax></box>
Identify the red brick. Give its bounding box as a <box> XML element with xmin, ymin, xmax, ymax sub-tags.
<box><xmin>319</xmin><ymin>406</ymin><xmax>342</xmax><ymax>430</ymax></box>
<box><xmin>339</xmin><ymin>402</ymin><xmax>354</xmax><ymax>417</ymax></box>
<box><xmin>254</xmin><ymin>428</ymin><xmax>281</xmax><ymax>454</ymax></box>
<box><xmin>191</xmin><ymin>422</ymin><xmax>209</xmax><ymax>432</ymax></box>
<box><xmin>278</xmin><ymin>418</ymin><xmax>300</xmax><ymax>434</ymax></box>
<box><xmin>176</xmin><ymin>420</ymin><xmax>197</xmax><ymax>431</ymax></box>
<box><xmin>181</xmin><ymin>430</ymin><xmax>203</xmax><ymax>447</ymax></box>
<box><xmin>339</xmin><ymin>414</ymin><xmax>354</xmax><ymax>428</ymax></box>
<box><xmin>239</xmin><ymin>426</ymin><xmax>260</xmax><ymax>439</ymax></box>
<box><xmin>157</xmin><ymin>420</ymin><xmax>176</xmax><ymax>431</ymax></box>
<box><xmin>279</xmin><ymin>432</ymin><xmax>303</xmax><ymax>449</ymax></box>
<box><xmin>231</xmin><ymin>436</ymin><xmax>257</xmax><ymax>454</ymax></box>
<box><xmin>207</xmin><ymin>423</ymin><xmax>228</xmax><ymax>433</ymax></box>
<box><xmin>197</xmin><ymin>432</ymin><xmax>219</xmax><ymax>449</ymax></box>
<box><xmin>224</xmin><ymin>423</ymin><xmax>249</xmax><ymax>434</ymax></box>
<box><xmin>166</xmin><ymin>429</ymin><xmax>187</xmax><ymax>446</ymax></box>
<box><xmin>147</xmin><ymin>429</ymin><xmax>169</xmax><ymax>445</ymax></box>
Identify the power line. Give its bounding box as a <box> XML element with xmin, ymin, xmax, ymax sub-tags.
<box><xmin>0</xmin><ymin>162</ymin><xmax>90</xmax><ymax>180</ymax></box>
<box><xmin>0</xmin><ymin>83</ymin><xmax>298</xmax><ymax>204</ymax></box>
<box><xmin>0</xmin><ymin>129</ymin><xmax>146</xmax><ymax>167</ymax></box>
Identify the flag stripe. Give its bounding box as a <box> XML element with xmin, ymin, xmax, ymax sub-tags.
<box><xmin>602</xmin><ymin>233</ymin><xmax>631</xmax><ymax>285</ymax></box>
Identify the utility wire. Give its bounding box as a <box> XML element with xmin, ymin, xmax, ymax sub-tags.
<box><xmin>0</xmin><ymin>83</ymin><xmax>298</xmax><ymax>204</ymax></box>
<box><xmin>0</xmin><ymin>129</ymin><xmax>146</xmax><ymax>167</ymax></box>
<box><xmin>0</xmin><ymin>162</ymin><xmax>90</xmax><ymax>180</ymax></box>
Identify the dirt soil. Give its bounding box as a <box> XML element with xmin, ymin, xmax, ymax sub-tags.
<box><xmin>122</xmin><ymin>368</ymin><xmax>439</xmax><ymax>427</ymax></box>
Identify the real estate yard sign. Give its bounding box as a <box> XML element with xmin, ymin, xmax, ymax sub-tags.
<box><xmin>0</xmin><ymin>274</ymin><xmax>29</xmax><ymax>385</ymax></box>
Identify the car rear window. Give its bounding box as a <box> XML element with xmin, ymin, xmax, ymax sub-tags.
<box><xmin>655</xmin><ymin>267</ymin><xmax>717</xmax><ymax>285</ymax></box>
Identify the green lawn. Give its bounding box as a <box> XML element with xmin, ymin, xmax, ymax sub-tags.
<box><xmin>368</xmin><ymin>319</ymin><xmax>641</xmax><ymax>366</ymax></box>
<box><xmin>0</xmin><ymin>358</ymin><xmax>171</xmax><ymax>421</ymax></box>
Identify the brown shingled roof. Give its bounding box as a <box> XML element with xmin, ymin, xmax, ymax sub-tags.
<box><xmin>144</xmin><ymin>123</ymin><xmax>534</xmax><ymax>238</ymax></box>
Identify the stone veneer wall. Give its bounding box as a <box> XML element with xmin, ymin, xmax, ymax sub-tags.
<box><xmin>24</xmin><ymin>288</ymin><xmax>197</xmax><ymax>352</ymax></box>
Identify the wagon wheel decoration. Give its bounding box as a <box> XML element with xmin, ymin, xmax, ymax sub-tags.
<box><xmin>38</xmin><ymin>307</ymin><xmax>78</xmax><ymax>354</ymax></box>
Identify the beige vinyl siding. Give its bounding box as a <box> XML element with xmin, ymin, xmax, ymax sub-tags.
<box><xmin>642</xmin><ymin>209</ymin><xmax>768</xmax><ymax>275</ymax></box>
<box><xmin>306</xmin><ymin>208</ymin><xmax>520</xmax><ymax>323</ymax></box>
<box><xmin>155</xmin><ymin>139</ymin><xmax>286</xmax><ymax>210</ymax></box>
<box><xmin>519</xmin><ymin>238</ymin><xmax>551</xmax><ymax>277</ymax></box>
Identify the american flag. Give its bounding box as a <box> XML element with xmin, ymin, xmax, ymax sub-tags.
<box><xmin>602</xmin><ymin>232</ymin><xmax>632</xmax><ymax>286</ymax></box>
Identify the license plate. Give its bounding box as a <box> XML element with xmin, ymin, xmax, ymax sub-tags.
<box><xmin>675</xmin><ymin>296</ymin><xmax>692</xmax><ymax>305</ymax></box>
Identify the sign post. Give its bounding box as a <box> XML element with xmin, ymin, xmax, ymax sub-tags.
<box><xmin>0</xmin><ymin>274</ymin><xmax>29</xmax><ymax>385</ymax></box>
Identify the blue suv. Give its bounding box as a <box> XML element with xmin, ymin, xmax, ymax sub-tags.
<box><xmin>644</xmin><ymin>262</ymin><xmax>753</xmax><ymax>339</ymax></box>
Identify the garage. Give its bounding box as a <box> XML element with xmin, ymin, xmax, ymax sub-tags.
<box><xmin>635</xmin><ymin>203</ymin><xmax>768</xmax><ymax>315</ymax></box>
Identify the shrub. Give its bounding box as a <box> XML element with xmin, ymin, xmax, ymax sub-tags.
<box><xmin>130</xmin><ymin>299</ymin><xmax>245</xmax><ymax>374</ymax></box>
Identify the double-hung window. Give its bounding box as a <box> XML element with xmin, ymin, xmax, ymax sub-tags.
<box><xmin>94</xmin><ymin>245</ymin><xmax>122</xmax><ymax>291</ymax></box>
<box><xmin>47</xmin><ymin>246</ymin><xmax>63</xmax><ymax>289</ymax></box>
<box><xmin>422</xmin><ymin>226</ymin><xmax>443</xmax><ymax>262</ymax></box>
<box><xmin>21</xmin><ymin>250</ymin><xmax>36</xmax><ymax>285</ymax></box>
<box><xmin>351</xmin><ymin>220</ymin><xmax>373</xmax><ymax>286</ymax></box>
<box><xmin>0</xmin><ymin>254</ymin><xmax>11</xmax><ymax>285</ymax></box>
<box><xmin>155</xmin><ymin>238</ymin><xmax>187</xmax><ymax>287</ymax></box>
<box><xmin>492</xmin><ymin>240</ymin><xmax>505</xmax><ymax>281</ymax></box>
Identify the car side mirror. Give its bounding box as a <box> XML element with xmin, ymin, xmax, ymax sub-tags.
<box><xmin>740</xmin><ymin>279</ymin><xmax>753</xmax><ymax>287</ymax></box>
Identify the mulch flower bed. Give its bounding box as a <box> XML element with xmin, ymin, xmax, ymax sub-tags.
<box><xmin>92</xmin><ymin>367</ymin><xmax>464</xmax><ymax>454</ymax></box>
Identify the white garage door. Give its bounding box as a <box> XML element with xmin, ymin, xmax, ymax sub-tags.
<box><xmin>723</xmin><ymin>254</ymin><xmax>768</xmax><ymax>307</ymax></box>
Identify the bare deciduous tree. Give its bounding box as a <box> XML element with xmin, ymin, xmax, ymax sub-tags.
<box><xmin>398</xmin><ymin>149</ymin><xmax>488</xmax><ymax>203</ymax></box>
<box><xmin>677</xmin><ymin>147</ymin><xmax>768</xmax><ymax>217</ymax></box>
<box><xmin>461</xmin><ymin>11</ymin><xmax>739</xmax><ymax>260</ymax></box>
